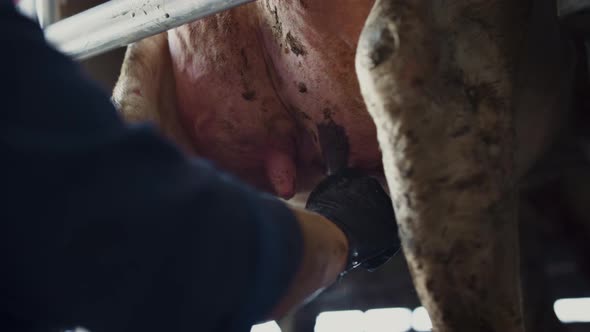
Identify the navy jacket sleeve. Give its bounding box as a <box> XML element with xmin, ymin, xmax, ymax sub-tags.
<box><xmin>0</xmin><ymin>3</ymin><xmax>302</xmax><ymax>332</ymax></box>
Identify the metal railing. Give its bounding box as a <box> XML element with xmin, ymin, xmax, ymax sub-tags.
<box><xmin>21</xmin><ymin>0</ymin><xmax>255</xmax><ymax>60</ymax></box>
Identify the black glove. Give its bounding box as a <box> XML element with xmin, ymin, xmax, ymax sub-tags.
<box><xmin>305</xmin><ymin>168</ymin><xmax>400</xmax><ymax>275</ymax></box>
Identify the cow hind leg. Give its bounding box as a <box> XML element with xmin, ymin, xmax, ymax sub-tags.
<box><xmin>356</xmin><ymin>1</ymin><xmax>530</xmax><ymax>331</ymax></box>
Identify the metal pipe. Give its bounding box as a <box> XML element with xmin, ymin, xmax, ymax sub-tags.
<box><xmin>44</xmin><ymin>0</ymin><xmax>256</xmax><ymax>60</ymax></box>
<box><xmin>36</xmin><ymin>0</ymin><xmax>60</xmax><ymax>28</ymax></box>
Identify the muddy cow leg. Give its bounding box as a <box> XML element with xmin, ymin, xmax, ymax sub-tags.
<box><xmin>356</xmin><ymin>1</ymin><xmax>529</xmax><ymax>331</ymax></box>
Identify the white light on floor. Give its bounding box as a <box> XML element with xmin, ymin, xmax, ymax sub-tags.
<box><xmin>250</xmin><ymin>320</ymin><xmax>281</xmax><ymax>332</ymax></box>
<box><xmin>251</xmin><ymin>321</ymin><xmax>281</xmax><ymax>332</ymax></box>
<box><xmin>315</xmin><ymin>310</ymin><xmax>365</xmax><ymax>332</ymax></box>
<box><xmin>554</xmin><ymin>298</ymin><xmax>590</xmax><ymax>323</ymax></box>
<box><xmin>412</xmin><ymin>307</ymin><xmax>433</xmax><ymax>331</ymax></box>
<box><xmin>365</xmin><ymin>307</ymin><xmax>412</xmax><ymax>332</ymax></box>
<box><xmin>16</xmin><ymin>0</ymin><xmax>37</xmax><ymax>18</ymax></box>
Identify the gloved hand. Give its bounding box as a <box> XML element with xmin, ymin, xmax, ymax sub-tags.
<box><xmin>305</xmin><ymin>168</ymin><xmax>400</xmax><ymax>275</ymax></box>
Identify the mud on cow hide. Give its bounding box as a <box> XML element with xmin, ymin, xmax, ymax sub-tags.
<box><xmin>115</xmin><ymin>0</ymin><xmax>383</xmax><ymax>201</ymax></box>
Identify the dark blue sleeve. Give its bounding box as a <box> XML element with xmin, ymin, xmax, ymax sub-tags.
<box><xmin>0</xmin><ymin>4</ymin><xmax>302</xmax><ymax>332</ymax></box>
